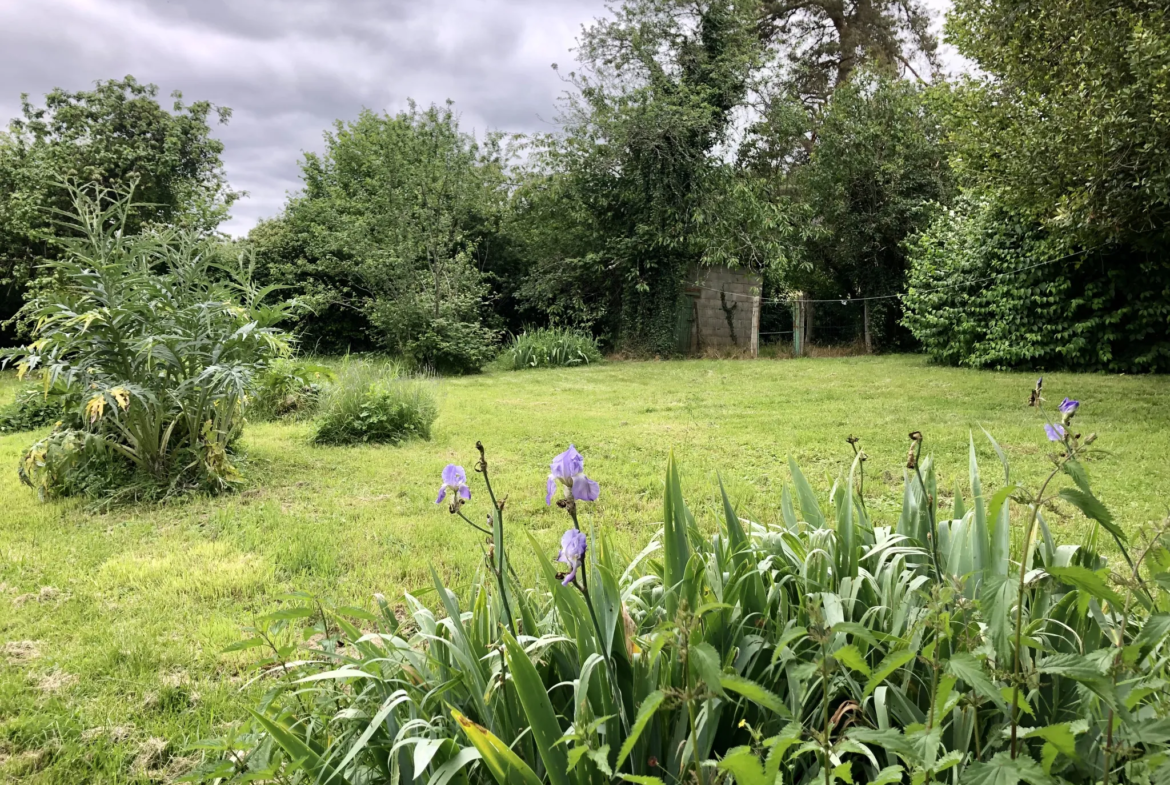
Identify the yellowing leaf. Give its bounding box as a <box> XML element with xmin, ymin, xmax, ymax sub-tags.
<box><xmin>452</xmin><ymin>710</ymin><xmax>542</xmax><ymax>785</ymax></box>
<box><xmin>85</xmin><ymin>394</ymin><xmax>106</xmax><ymax>424</ymax></box>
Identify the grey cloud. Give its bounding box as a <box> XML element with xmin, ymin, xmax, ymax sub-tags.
<box><xmin>0</xmin><ymin>0</ymin><xmax>606</xmax><ymax>234</ymax></box>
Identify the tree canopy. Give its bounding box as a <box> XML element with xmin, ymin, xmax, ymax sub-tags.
<box><xmin>944</xmin><ymin>0</ymin><xmax>1170</xmax><ymax>249</ymax></box>
<box><xmin>4</xmin><ymin>0</ymin><xmax>1167</xmax><ymax>372</ymax></box>
<box><xmin>0</xmin><ymin>76</ymin><xmax>236</xmax><ymax>342</ymax></box>
<box><xmin>520</xmin><ymin>0</ymin><xmax>769</xmax><ymax>353</ymax></box>
<box><xmin>250</xmin><ymin>103</ymin><xmax>508</xmax><ymax>372</ymax></box>
<box><xmin>902</xmin><ymin>0</ymin><xmax>1170</xmax><ymax>371</ymax></box>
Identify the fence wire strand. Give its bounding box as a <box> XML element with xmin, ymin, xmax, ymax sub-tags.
<box><xmin>688</xmin><ymin>244</ymin><xmax>1100</xmax><ymax>305</ymax></box>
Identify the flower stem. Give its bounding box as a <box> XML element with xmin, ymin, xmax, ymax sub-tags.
<box><xmin>848</xmin><ymin>438</ymin><xmax>867</xmax><ymax>517</ymax></box>
<box><xmin>821</xmin><ymin>638</ymin><xmax>832</xmax><ymax>785</ymax></box>
<box><xmin>1010</xmin><ymin>463</ymin><xmax>1061</xmax><ymax>758</ymax></box>
<box><xmin>455</xmin><ymin>509</ymin><xmax>492</xmax><ymax>535</ymax></box>
<box><xmin>476</xmin><ymin>442</ymin><xmax>516</xmax><ymax>636</ymax></box>
<box><xmin>569</xmin><ymin>505</ymin><xmax>631</xmax><ymax>738</ymax></box>
<box><xmin>911</xmin><ymin>439</ymin><xmax>943</xmax><ymax>582</ymax></box>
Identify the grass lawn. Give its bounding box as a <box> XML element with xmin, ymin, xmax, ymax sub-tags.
<box><xmin>0</xmin><ymin>354</ymin><xmax>1167</xmax><ymax>782</ymax></box>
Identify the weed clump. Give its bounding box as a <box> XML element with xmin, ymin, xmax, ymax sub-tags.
<box><xmin>0</xmin><ymin>386</ymin><xmax>71</xmax><ymax>433</ymax></box>
<box><xmin>499</xmin><ymin>327</ymin><xmax>602</xmax><ymax>370</ymax></box>
<box><xmin>248</xmin><ymin>359</ymin><xmax>335</xmax><ymax>421</ymax></box>
<box><xmin>312</xmin><ymin>359</ymin><xmax>437</xmax><ymax>445</ymax></box>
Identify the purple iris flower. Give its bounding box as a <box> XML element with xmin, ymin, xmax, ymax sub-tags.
<box><xmin>1044</xmin><ymin>423</ymin><xmax>1066</xmax><ymax>442</ymax></box>
<box><xmin>1059</xmin><ymin>397</ymin><xmax>1079</xmax><ymax>420</ymax></box>
<box><xmin>436</xmin><ymin>464</ymin><xmax>471</xmax><ymax>504</ymax></box>
<box><xmin>545</xmin><ymin>444</ymin><xmax>600</xmax><ymax>504</ymax></box>
<box><xmin>557</xmin><ymin>528</ymin><xmax>588</xmax><ymax>585</ymax></box>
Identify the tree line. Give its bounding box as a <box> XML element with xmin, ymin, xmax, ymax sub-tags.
<box><xmin>2</xmin><ymin>0</ymin><xmax>1167</xmax><ymax>372</ymax></box>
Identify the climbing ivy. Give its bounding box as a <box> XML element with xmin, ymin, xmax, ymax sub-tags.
<box><xmin>518</xmin><ymin>0</ymin><xmax>763</xmax><ymax>355</ymax></box>
<box><xmin>903</xmin><ymin>197</ymin><xmax>1170</xmax><ymax>372</ymax></box>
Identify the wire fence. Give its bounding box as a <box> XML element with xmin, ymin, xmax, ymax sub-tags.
<box><xmin>758</xmin><ymin>298</ymin><xmax>866</xmax><ymax>347</ymax></box>
<box><xmin>691</xmin><ymin>242</ymin><xmax>1100</xmax><ymax>307</ymax></box>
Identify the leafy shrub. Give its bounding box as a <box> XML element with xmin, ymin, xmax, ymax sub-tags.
<box><xmin>197</xmin><ymin>395</ymin><xmax>1170</xmax><ymax>785</ymax></box>
<box><xmin>0</xmin><ymin>385</ymin><xmax>73</xmax><ymax>433</ymax></box>
<box><xmin>3</xmin><ymin>184</ymin><xmax>298</xmax><ymax>499</ymax></box>
<box><xmin>312</xmin><ymin>359</ymin><xmax>438</xmax><ymax>445</ymax></box>
<box><xmin>500</xmin><ymin>327</ymin><xmax>602</xmax><ymax>370</ymax></box>
<box><xmin>248</xmin><ymin>359</ymin><xmax>336</xmax><ymax>421</ymax></box>
<box><xmin>18</xmin><ymin>427</ymin><xmax>129</xmax><ymax>501</ymax></box>
<box><xmin>903</xmin><ymin>196</ymin><xmax>1170</xmax><ymax>372</ymax></box>
<box><xmin>368</xmin><ymin>304</ymin><xmax>500</xmax><ymax>376</ymax></box>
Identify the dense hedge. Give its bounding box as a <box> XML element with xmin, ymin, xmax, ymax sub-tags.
<box><xmin>903</xmin><ymin>197</ymin><xmax>1170</xmax><ymax>372</ymax></box>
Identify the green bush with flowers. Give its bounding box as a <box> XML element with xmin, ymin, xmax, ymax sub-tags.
<box><xmin>193</xmin><ymin>382</ymin><xmax>1170</xmax><ymax>785</ymax></box>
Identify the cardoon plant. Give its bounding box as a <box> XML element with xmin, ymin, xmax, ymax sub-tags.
<box><xmin>6</xmin><ymin>182</ymin><xmax>299</xmax><ymax>499</ymax></box>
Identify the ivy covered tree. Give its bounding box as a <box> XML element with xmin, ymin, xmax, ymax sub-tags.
<box><xmin>250</xmin><ymin>102</ymin><xmax>509</xmax><ymax>372</ymax></box>
<box><xmin>0</xmin><ymin>76</ymin><xmax>237</xmax><ymax>343</ymax></box>
<box><xmin>517</xmin><ymin>0</ymin><xmax>770</xmax><ymax>353</ymax></box>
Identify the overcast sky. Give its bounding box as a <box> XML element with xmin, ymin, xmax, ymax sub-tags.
<box><xmin>0</xmin><ymin>0</ymin><xmax>966</xmax><ymax>236</ymax></box>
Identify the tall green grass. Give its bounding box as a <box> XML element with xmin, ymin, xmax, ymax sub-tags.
<box><xmin>500</xmin><ymin>327</ymin><xmax>602</xmax><ymax>370</ymax></box>
<box><xmin>312</xmin><ymin>359</ymin><xmax>438</xmax><ymax>445</ymax></box>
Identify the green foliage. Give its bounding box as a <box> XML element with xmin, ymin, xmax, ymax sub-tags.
<box><xmin>199</xmin><ymin>412</ymin><xmax>1170</xmax><ymax>785</ymax></box>
<box><xmin>922</xmin><ymin>0</ymin><xmax>1170</xmax><ymax>370</ymax></box>
<box><xmin>499</xmin><ymin>328</ymin><xmax>602</xmax><ymax>370</ymax></box>
<box><xmin>903</xmin><ymin>196</ymin><xmax>1170</xmax><ymax>371</ymax></box>
<box><xmin>247</xmin><ymin>358</ymin><xmax>336</xmax><ymax>421</ymax></box>
<box><xmin>518</xmin><ymin>0</ymin><xmax>771</xmax><ymax>354</ymax></box>
<box><xmin>0</xmin><ymin>383</ymin><xmax>71</xmax><ymax>433</ymax></box>
<box><xmin>5</xmin><ymin>355</ymin><xmax>1170</xmax><ymax>783</ymax></box>
<box><xmin>17</xmin><ymin>426</ymin><xmax>129</xmax><ymax>502</ymax></box>
<box><xmin>0</xmin><ymin>76</ymin><xmax>236</xmax><ymax>342</ymax></box>
<box><xmin>249</xmin><ymin>102</ymin><xmax>506</xmax><ymax>369</ymax></box>
<box><xmin>945</xmin><ymin>0</ymin><xmax>1170</xmax><ymax>249</ymax></box>
<box><xmin>367</xmin><ymin>299</ymin><xmax>498</xmax><ymax>377</ymax></box>
<box><xmin>781</xmin><ymin>71</ymin><xmax>951</xmax><ymax>349</ymax></box>
<box><xmin>312</xmin><ymin>359</ymin><xmax>438</xmax><ymax>446</ymax></box>
<box><xmin>3</xmin><ymin>183</ymin><xmax>296</xmax><ymax>499</ymax></box>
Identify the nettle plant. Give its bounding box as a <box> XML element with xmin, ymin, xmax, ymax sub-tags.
<box><xmin>197</xmin><ymin>385</ymin><xmax>1170</xmax><ymax>785</ymax></box>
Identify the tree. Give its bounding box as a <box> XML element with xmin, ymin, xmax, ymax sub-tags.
<box><xmin>786</xmin><ymin>72</ymin><xmax>950</xmax><ymax>350</ymax></box>
<box><xmin>903</xmin><ymin>196</ymin><xmax>1170</xmax><ymax>372</ymax></box>
<box><xmin>521</xmin><ymin>0</ymin><xmax>766</xmax><ymax>353</ymax></box>
<box><xmin>0</xmin><ymin>76</ymin><xmax>237</xmax><ymax>342</ymax></box>
<box><xmin>944</xmin><ymin>0</ymin><xmax>1170</xmax><ymax>249</ymax></box>
<box><xmin>251</xmin><ymin>103</ymin><xmax>507</xmax><ymax>372</ymax></box>
<box><xmin>759</xmin><ymin>0</ymin><xmax>939</xmax><ymax>147</ymax></box>
<box><xmin>901</xmin><ymin>0</ymin><xmax>1170</xmax><ymax>372</ymax></box>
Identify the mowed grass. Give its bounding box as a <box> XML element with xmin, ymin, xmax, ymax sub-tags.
<box><xmin>0</xmin><ymin>354</ymin><xmax>1167</xmax><ymax>782</ymax></box>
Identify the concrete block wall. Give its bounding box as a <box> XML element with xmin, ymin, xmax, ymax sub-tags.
<box><xmin>685</xmin><ymin>265</ymin><xmax>761</xmax><ymax>356</ymax></box>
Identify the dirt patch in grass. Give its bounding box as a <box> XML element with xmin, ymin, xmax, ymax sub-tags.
<box><xmin>13</xmin><ymin>586</ymin><xmax>63</xmax><ymax>607</ymax></box>
<box><xmin>2</xmin><ymin>640</ymin><xmax>42</xmax><ymax>662</ymax></box>
<box><xmin>131</xmin><ymin>736</ymin><xmax>185</xmax><ymax>779</ymax></box>
<box><xmin>35</xmin><ymin>668</ymin><xmax>78</xmax><ymax>694</ymax></box>
<box><xmin>81</xmin><ymin>725</ymin><xmax>135</xmax><ymax>743</ymax></box>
